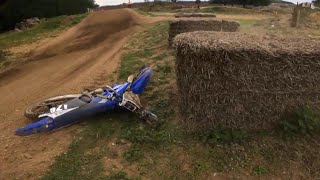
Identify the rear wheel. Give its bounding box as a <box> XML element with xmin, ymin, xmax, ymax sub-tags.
<box><xmin>25</xmin><ymin>94</ymin><xmax>81</xmax><ymax>120</ymax></box>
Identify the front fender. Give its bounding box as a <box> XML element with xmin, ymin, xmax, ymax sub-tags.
<box><xmin>131</xmin><ymin>67</ymin><xmax>153</xmax><ymax>94</ymax></box>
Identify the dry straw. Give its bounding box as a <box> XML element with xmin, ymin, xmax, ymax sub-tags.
<box><xmin>169</xmin><ymin>18</ymin><xmax>239</xmax><ymax>46</ymax></box>
<box><xmin>175</xmin><ymin>12</ymin><xmax>217</xmax><ymax>18</ymax></box>
<box><xmin>173</xmin><ymin>31</ymin><xmax>320</xmax><ymax>131</ymax></box>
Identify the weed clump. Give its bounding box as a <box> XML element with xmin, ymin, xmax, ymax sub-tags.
<box><xmin>106</xmin><ymin>171</ymin><xmax>130</xmax><ymax>180</ymax></box>
<box><xmin>280</xmin><ymin>108</ymin><xmax>320</xmax><ymax>136</ymax></box>
<box><xmin>0</xmin><ymin>50</ymin><xmax>8</xmax><ymax>62</ymax></box>
<box><xmin>198</xmin><ymin>128</ymin><xmax>248</xmax><ymax>144</ymax></box>
<box><xmin>0</xmin><ymin>49</ymin><xmax>11</xmax><ymax>67</ymax></box>
<box><xmin>119</xmin><ymin>126</ymin><xmax>177</xmax><ymax>147</ymax></box>
<box><xmin>252</xmin><ymin>165</ymin><xmax>269</xmax><ymax>175</ymax></box>
<box><xmin>123</xmin><ymin>145</ymin><xmax>144</xmax><ymax>162</ymax></box>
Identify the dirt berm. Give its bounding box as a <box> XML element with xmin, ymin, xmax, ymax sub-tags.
<box><xmin>0</xmin><ymin>8</ymin><xmax>154</xmax><ymax>179</ymax></box>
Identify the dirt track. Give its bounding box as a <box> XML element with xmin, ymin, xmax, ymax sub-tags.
<box><xmin>0</xmin><ymin>9</ymin><xmax>160</xmax><ymax>179</ymax></box>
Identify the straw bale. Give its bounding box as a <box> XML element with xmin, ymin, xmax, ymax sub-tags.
<box><xmin>222</xmin><ymin>20</ymin><xmax>240</xmax><ymax>32</ymax></box>
<box><xmin>173</xmin><ymin>31</ymin><xmax>320</xmax><ymax>131</ymax></box>
<box><xmin>169</xmin><ymin>18</ymin><xmax>239</xmax><ymax>46</ymax></box>
<box><xmin>175</xmin><ymin>13</ymin><xmax>217</xmax><ymax>18</ymax></box>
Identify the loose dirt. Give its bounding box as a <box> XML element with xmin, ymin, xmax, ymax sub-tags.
<box><xmin>0</xmin><ymin>8</ymin><xmax>163</xmax><ymax>179</ymax></box>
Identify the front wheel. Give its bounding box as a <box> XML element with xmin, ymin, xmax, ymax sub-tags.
<box><xmin>25</xmin><ymin>94</ymin><xmax>81</xmax><ymax>120</ymax></box>
<box><xmin>139</xmin><ymin>110</ymin><xmax>159</xmax><ymax>127</ymax></box>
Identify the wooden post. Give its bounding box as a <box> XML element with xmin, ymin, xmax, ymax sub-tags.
<box><xmin>292</xmin><ymin>6</ymin><xmax>301</xmax><ymax>27</ymax></box>
<box><xmin>296</xmin><ymin>8</ymin><xmax>301</xmax><ymax>27</ymax></box>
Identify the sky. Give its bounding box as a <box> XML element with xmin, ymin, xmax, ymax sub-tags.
<box><xmin>95</xmin><ymin>0</ymin><xmax>312</xmax><ymax>6</ymax></box>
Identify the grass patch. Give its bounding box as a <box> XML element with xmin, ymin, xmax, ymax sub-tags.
<box><xmin>119</xmin><ymin>124</ymin><xmax>179</xmax><ymax>148</ymax></box>
<box><xmin>0</xmin><ymin>49</ymin><xmax>9</xmax><ymax>63</ymax></box>
<box><xmin>201</xmin><ymin>6</ymin><xmax>257</xmax><ymax>15</ymax></box>
<box><xmin>106</xmin><ymin>171</ymin><xmax>131</xmax><ymax>180</ymax></box>
<box><xmin>118</xmin><ymin>50</ymin><xmax>151</xmax><ymax>80</ymax></box>
<box><xmin>152</xmin><ymin>52</ymin><xmax>168</xmax><ymax>61</ymax></box>
<box><xmin>0</xmin><ymin>13</ymin><xmax>87</xmax><ymax>49</ymax></box>
<box><xmin>280</xmin><ymin>108</ymin><xmax>320</xmax><ymax>136</ymax></box>
<box><xmin>135</xmin><ymin>9</ymin><xmax>155</xmax><ymax>17</ymax></box>
<box><xmin>0</xmin><ymin>49</ymin><xmax>12</xmax><ymax>67</ymax></box>
<box><xmin>252</xmin><ymin>165</ymin><xmax>269</xmax><ymax>175</ymax></box>
<box><xmin>123</xmin><ymin>145</ymin><xmax>144</xmax><ymax>162</ymax></box>
<box><xmin>198</xmin><ymin>128</ymin><xmax>248</xmax><ymax>145</ymax></box>
<box><xmin>42</xmin><ymin>114</ymin><xmax>117</xmax><ymax>180</ymax></box>
<box><xmin>237</xmin><ymin>19</ymin><xmax>259</xmax><ymax>26</ymax></box>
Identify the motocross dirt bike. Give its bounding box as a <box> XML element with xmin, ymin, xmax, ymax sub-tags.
<box><xmin>15</xmin><ymin>66</ymin><xmax>158</xmax><ymax>136</ymax></box>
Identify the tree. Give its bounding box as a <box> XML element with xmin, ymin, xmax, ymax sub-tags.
<box><xmin>209</xmin><ymin>0</ymin><xmax>271</xmax><ymax>7</ymax></box>
<box><xmin>0</xmin><ymin>0</ymin><xmax>96</xmax><ymax>31</ymax></box>
<box><xmin>238</xmin><ymin>0</ymin><xmax>249</xmax><ymax>8</ymax></box>
<box><xmin>196</xmin><ymin>0</ymin><xmax>201</xmax><ymax>8</ymax></box>
<box><xmin>313</xmin><ymin>0</ymin><xmax>320</xmax><ymax>5</ymax></box>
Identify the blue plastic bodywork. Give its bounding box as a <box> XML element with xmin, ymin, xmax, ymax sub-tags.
<box><xmin>130</xmin><ymin>67</ymin><xmax>153</xmax><ymax>94</ymax></box>
<box><xmin>15</xmin><ymin>66</ymin><xmax>153</xmax><ymax>136</ymax></box>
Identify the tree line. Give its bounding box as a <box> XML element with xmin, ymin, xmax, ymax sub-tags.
<box><xmin>209</xmin><ymin>0</ymin><xmax>272</xmax><ymax>7</ymax></box>
<box><xmin>0</xmin><ymin>0</ymin><xmax>98</xmax><ymax>31</ymax></box>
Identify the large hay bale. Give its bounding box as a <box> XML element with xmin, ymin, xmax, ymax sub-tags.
<box><xmin>175</xmin><ymin>13</ymin><xmax>217</xmax><ymax>18</ymax></box>
<box><xmin>173</xmin><ymin>31</ymin><xmax>320</xmax><ymax>131</ymax></box>
<box><xmin>169</xmin><ymin>18</ymin><xmax>239</xmax><ymax>46</ymax></box>
<box><xmin>222</xmin><ymin>20</ymin><xmax>240</xmax><ymax>32</ymax></box>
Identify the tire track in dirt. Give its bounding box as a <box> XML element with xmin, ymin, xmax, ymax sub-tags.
<box><xmin>0</xmin><ymin>8</ymin><xmax>164</xmax><ymax>179</ymax></box>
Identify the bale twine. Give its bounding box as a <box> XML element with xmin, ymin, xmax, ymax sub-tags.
<box><xmin>173</xmin><ymin>31</ymin><xmax>320</xmax><ymax>131</ymax></box>
<box><xmin>168</xmin><ymin>18</ymin><xmax>239</xmax><ymax>46</ymax></box>
<box><xmin>175</xmin><ymin>13</ymin><xmax>217</xmax><ymax>18</ymax></box>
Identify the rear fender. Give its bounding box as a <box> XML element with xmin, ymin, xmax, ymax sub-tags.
<box><xmin>15</xmin><ymin>117</ymin><xmax>55</xmax><ymax>136</ymax></box>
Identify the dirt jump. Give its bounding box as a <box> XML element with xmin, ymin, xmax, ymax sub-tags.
<box><xmin>0</xmin><ymin>8</ymin><xmax>157</xmax><ymax>178</ymax></box>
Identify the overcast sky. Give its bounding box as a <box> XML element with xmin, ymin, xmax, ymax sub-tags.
<box><xmin>96</xmin><ymin>0</ymin><xmax>312</xmax><ymax>6</ymax></box>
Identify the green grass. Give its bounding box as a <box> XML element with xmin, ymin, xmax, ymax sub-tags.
<box><xmin>252</xmin><ymin>166</ymin><xmax>269</xmax><ymax>175</ymax></box>
<box><xmin>119</xmin><ymin>49</ymin><xmax>153</xmax><ymax>80</ymax></box>
<box><xmin>280</xmin><ymin>108</ymin><xmax>320</xmax><ymax>136</ymax></box>
<box><xmin>42</xmin><ymin>117</ymin><xmax>112</xmax><ymax>179</ymax></box>
<box><xmin>200</xmin><ymin>6</ymin><xmax>257</xmax><ymax>15</ymax></box>
<box><xmin>43</xmin><ymin>21</ymin><xmax>320</xmax><ymax>179</ymax></box>
<box><xmin>0</xmin><ymin>50</ymin><xmax>9</xmax><ymax>63</ymax></box>
<box><xmin>122</xmin><ymin>145</ymin><xmax>144</xmax><ymax>162</ymax></box>
<box><xmin>237</xmin><ymin>19</ymin><xmax>259</xmax><ymax>26</ymax></box>
<box><xmin>0</xmin><ymin>13</ymin><xmax>87</xmax><ymax>49</ymax></box>
<box><xmin>135</xmin><ymin>9</ymin><xmax>155</xmax><ymax>17</ymax></box>
<box><xmin>0</xmin><ymin>49</ymin><xmax>12</xmax><ymax>67</ymax></box>
<box><xmin>198</xmin><ymin>128</ymin><xmax>248</xmax><ymax>144</ymax></box>
<box><xmin>106</xmin><ymin>171</ymin><xmax>131</xmax><ymax>180</ymax></box>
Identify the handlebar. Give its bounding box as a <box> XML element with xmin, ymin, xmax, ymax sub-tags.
<box><xmin>95</xmin><ymin>94</ymin><xmax>110</xmax><ymax>100</ymax></box>
<box><xmin>94</xmin><ymin>85</ymin><xmax>121</xmax><ymax>100</ymax></box>
<box><xmin>103</xmin><ymin>85</ymin><xmax>120</xmax><ymax>97</ymax></box>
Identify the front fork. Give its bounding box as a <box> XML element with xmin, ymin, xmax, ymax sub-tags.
<box><xmin>119</xmin><ymin>92</ymin><xmax>158</xmax><ymax>125</ymax></box>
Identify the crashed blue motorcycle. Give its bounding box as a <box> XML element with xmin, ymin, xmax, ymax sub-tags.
<box><xmin>16</xmin><ymin>66</ymin><xmax>158</xmax><ymax>136</ymax></box>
